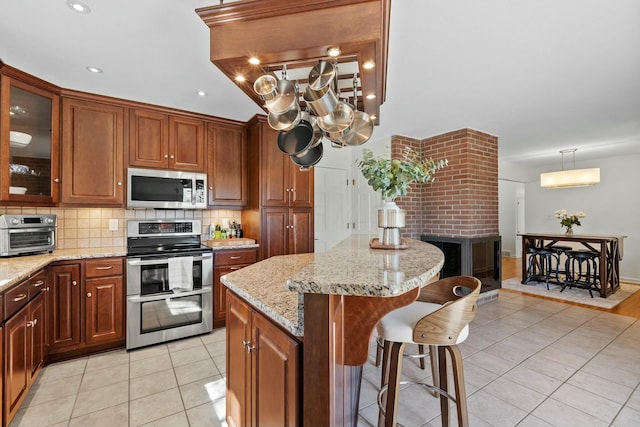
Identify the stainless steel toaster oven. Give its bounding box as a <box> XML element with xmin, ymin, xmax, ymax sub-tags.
<box><xmin>0</xmin><ymin>214</ymin><xmax>56</xmax><ymax>257</ymax></box>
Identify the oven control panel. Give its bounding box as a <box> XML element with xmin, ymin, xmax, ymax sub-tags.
<box><xmin>127</xmin><ymin>220</ymin><xmax>200</xmax><ymax>238</ymax></box>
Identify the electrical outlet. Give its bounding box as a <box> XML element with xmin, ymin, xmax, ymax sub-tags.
<box><xmin>109</xmin><ymin>219</ymin><xmax>118</xmax><ymax>231</ymax></box>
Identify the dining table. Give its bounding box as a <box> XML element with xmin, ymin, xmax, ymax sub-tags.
<box><xmin>519</xmin><ymin>233</ymin><xmax>626</xmax><ymax>298</ymax></box>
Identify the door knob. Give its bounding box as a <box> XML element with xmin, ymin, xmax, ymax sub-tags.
<box><xmin>87</xmin><ymin>292</ymin><xmax>92</xmax><ymax>298</ymax></box>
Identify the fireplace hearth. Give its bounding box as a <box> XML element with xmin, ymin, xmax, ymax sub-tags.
<box><xmin>420</xmin><ymin>234</ymin><xmax>502</xmax><ymax>293</ymax></box>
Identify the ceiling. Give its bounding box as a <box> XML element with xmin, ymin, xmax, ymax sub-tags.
<box><xmin>1</xmin><ymin>0</ymin><xmax>639</xmax><ymax>171</ymax></box>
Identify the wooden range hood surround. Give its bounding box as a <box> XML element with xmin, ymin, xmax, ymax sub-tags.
<box><xmin>197</xmin><ymin>0</ymin><xmax>390</xmax><ymax>123</ymax></box>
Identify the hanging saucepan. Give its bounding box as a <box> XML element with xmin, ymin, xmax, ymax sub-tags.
<box><xmin>339</xmin><ymin>75</ymin><xmax>374</xmax><ymax>146</ymax></box>
<box><xmin>253</xmin><ymin>74</ymin><xmax>278</xmax><ymax>101</ymax></box>
<box><xmin>277</xmin><ymin>111</ymin><xmax>314</xmax><ymax>155</ymax></box>
<box><xmin>267</xmin><ymin>100</ymin><xmax>301</xmax><ymax>131</ymax></box>
<box><xmin>303</xmin><ymin>84</ymin><xmax>338</xmax><ymax>117</ymax></box>
<box><xmin>291</xmin><ymin>141</ymin><xmax>324</xmax><ymax>169</ymax></box>
<box><xmin>264</xmin><ymin>78</ymin><xmax>297</xmax><ymax>114</ymax></box>
<box><xmin>308</xmin><ymin>60</ymin><xmax>336</xmax><ymax>91</ymax></box>
<box><xmin>318</xmin><ymin>101</ymin><xmax>354</xmax><ymax>141</ymax></box>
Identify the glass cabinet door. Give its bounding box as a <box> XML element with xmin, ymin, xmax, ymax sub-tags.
<box><xmin>1</xmin><ymin>75</ymin><xmax>59</xmax><ymax>204</ymax></box>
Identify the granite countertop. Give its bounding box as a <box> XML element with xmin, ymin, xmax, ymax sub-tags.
<box><xmin>221</xmin><ymin>235</ymin><xmax>444</xmax><ymax>337</ymax></box>
<box><xmin>0</xmin><ymin>241</ymin><xmax>260</xmax><ymax>292</ymax></box>
<box><xmin>0</xmin><ymin>247</ymin><xmax>127</xmax><ymax>292</ymax></box>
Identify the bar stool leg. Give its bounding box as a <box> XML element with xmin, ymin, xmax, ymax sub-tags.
<box><xmin>438</xmin><ymin>346</ymin><xmax>449</xmax><ymax>427</ymax></box>
<box><xmin>418</xmin><ymin>344</ymin><xmax>426</xmax><ymax>369</ymax></box>
<box><xmin>379</xmin><ymin>341</ymin><xmax>406</xmax><ymax>427</ymax></box>
<box><xmin>446</xmin><ymin>345</ymin><xmax>470</xmax><ymax>427</ymax></box>
<box><xmin>430</xmin><ymin>345</ymin><xmax>440</xmax><ymax>398</ymax></box>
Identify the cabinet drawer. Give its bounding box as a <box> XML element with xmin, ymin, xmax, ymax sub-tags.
<box><xmin>28</xmin><ymin>270</ymin><xmax>47</xmax><ymax>300</ymax></box>
<box><xmin>85</xmin><ymin>258</ymin><xmax>124</xmax><ymax>278</ymax></box>
<box><xmin>215</xmin><ymin>249</ymin><xmax>257</xmax><ymax>266</ymax></box>
<box><xmin>4</xmin><ymin>279</ymin><xmax>30</xmax><ymax>320</ymax></box>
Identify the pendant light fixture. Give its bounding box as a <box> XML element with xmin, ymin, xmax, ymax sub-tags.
<box><xmin>540</xmin><ymin>149</ymin><xmax>600</xmax><ymax>189</ymax></box>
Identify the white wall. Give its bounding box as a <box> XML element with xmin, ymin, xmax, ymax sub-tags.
<box><xmin>498</xmin><ymin>179</ymin><xmax>525</xmax><ymax>257</ymax></box>
<box><xmin>522</xmin><ymin>154</ymin><xmax>640</xmax><ymax>283</ymax></box>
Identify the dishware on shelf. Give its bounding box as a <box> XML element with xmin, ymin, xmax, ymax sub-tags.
<box><xmin>9</xmin><ymin>164</ymin><xmax>30</xmax><ymax>174</ymax></box>
<box><xmin>9</xmin><ymin>186</ymin><xmax>27</xmax><ymax>195</ymax></box>
<box><xmin>9</xmin><ymin>131</ymin><xmax>32</xmax><ymax>148</ymax></box>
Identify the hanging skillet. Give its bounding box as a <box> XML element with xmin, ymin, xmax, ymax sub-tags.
<box><xmin>277</xmin><ymin>111</ymin><xmax>314</xmax><ymax>155</ymax></box>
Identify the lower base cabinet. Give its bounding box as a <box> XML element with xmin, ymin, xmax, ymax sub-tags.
<box><xmin>226</xmin><ymin>290</ymin><xmax>300</xmax><ymax>427</ymax></box>
<box><xmin>3</xmin><ymin>292</ymin><xmax>45</xmax><ymax>427</ymax></box>
<box><xmin>213</xmin><ymin>248</ymin><xmax>257</xmax><ymax>328</ymax></box>
<box><xmin>47</xmin><ymin>258</ymin><xmax>124</xmax><ymax>362</ymax></box>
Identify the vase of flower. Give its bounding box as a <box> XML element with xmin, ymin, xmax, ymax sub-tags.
<box><xmin>357</xmin><ymin>147</ymin><xmax>447</xmax><ymax>248</ymax></box>
<box><xmin>555</xmin><ymin>209</ymin><xmax>585</xmax><ymax>235</ymax></box>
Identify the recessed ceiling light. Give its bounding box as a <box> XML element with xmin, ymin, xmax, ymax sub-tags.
<box><xmin>235</xmin><ymin>75</ymin><xmax>246</xmax><ymax>83</ymax></box>
<box><xmin>196</xmin><ymin>90</ymin><xmax>208</xmax><ymax>97</ymax></box>
<box><xmin>362</xmin><ymin>61</ymin><xmax>375</xmax><ymax>70</ymax></box>
<box><xmin>366</xmin><ymin>93</ymin><xmax>376</xmax><ymax>100</ymax></box>
<box><xmin>327</xmin><ymin>46</ymin><xmax>341</xmax><ymax>57</ymax></box>
<box><xmin>85</xmin><ymin>66</ymin><xmax>102</xmax><ymax>73</ymax></box>
<box><xmin>248</xmin><ymin>57</ymin><xmax>261</xmax><ymax>65</ymax></box>
<box><xmin>67</xmin><ymin>0</ymin><xmax>91</xmax><ymax>14</ymax></box>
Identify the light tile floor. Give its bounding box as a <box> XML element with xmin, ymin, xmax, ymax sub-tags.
<box><xmin>11</xmin><ymin>290</ymin><xmax>640</xmax><ymax>427</ymax></box>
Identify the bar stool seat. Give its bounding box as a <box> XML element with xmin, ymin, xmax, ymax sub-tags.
<box><xmin>376</xmin><ymin>276</ymin><xmax>481</xmax><ymax>427</ymax></box>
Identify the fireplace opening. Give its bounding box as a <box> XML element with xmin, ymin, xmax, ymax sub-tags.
<box><xmin>420</xmin><ymin>235</ymin><xmax>502</xmax><ymax>293</ymax></box>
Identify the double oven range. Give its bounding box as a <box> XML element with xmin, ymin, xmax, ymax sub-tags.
<box><xmin>126</xmin><ymin>219</ymin><xmax>213</xmax><ymax>350</ymax></box>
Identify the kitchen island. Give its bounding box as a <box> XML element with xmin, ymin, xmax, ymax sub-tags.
<box><xmin>221</xmin><ymin>235</ymin><xmax>444</xmax><ymax>427</ymax></box>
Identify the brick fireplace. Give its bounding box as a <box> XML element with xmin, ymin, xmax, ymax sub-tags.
<box><xmin>392</xmin><ymin>129</ymin><xmax>501</xmax><ymax>292</ymax></box>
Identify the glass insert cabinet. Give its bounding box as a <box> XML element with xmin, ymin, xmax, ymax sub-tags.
<box><xmin>0</xmin><ymin>66</ymin><xmax>60</xmax><ymax>205</ymax></box>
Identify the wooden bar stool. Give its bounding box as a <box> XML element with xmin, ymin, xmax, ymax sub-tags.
<box><xmin>376</xmin><ymin>276</ymin><xmax>481</xmax><ymax>427</ymax></box>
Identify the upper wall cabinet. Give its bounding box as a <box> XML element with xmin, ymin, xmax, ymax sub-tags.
<box><xmin>207</xmin><ymin>122</ymin><xmax>247</xmax><ymax>207</ymax></box>
<box><xmin>0</xmin><ymin>67</ymin><xmax>60</xmax><ymax>205</ymax></box>
<box><xmin>129</xmin><ymin>109</ymin><xmax>205</xmax><ymax>172</ymax></box>
<box><xmin>61</xmin><ymin>97</ymin><xmax>125</xmax><ymax>206</ymax></box>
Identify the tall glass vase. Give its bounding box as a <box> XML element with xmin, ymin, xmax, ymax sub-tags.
<box><xmin>565</xmin><ymin>226</ymin><xmax>573</xmax><ymax>235</ymax></box>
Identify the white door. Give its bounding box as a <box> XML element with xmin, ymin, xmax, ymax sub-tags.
<box><xmin>314</xmin><ymin>167</ymin><xmax>351</xmax><ymax>252</ymax></box>
<box><xmin>352</xmin><ymin>164</ymin><xmax>382</xmax><ymax>236</ymax></box>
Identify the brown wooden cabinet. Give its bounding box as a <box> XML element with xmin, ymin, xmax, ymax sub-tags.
<box><xmin>213</xmin><ymin>248</ymin><xmax>257</xmax><ymax>328</ymax></box>
<box><xmin>84</xmin><ymin>258</ymin><xmax>124</xmax><ymax>345</ymax></box>
<box><xmin>61</xmin><ymin>97</ymin><xmax>125</xmax><ymax>205</ymax></box>
<box><xmin>3</xmin><ymin>291</ymin><xmax>45</xmax><ymax>427</ymax></box>
<box><xmin>207</xmin><ymin>122</ymin><xmax>247</xmax><ymax>207</ymax></box>
<box><xmin>243</xmin><ymin>115</ymin><xmax>314</xmax><ymax>261</ymax></box>
<box><xmin>129</xmin><ymin>109</ymin><xmax>205</xmax><ymax>171</ymax></box>
<box><xmin>226</xmin><ymin>291</ymin><xmax>300</xmax><ymax>427</ymax></box>
<box><xmin>0</xmin><ymin>64</ymin><xmax>60</xmax><ymax>206</ymax></box>
<box><xmin>46</xmin><ymin>258</ymin><xmax>124</xmax><ymax>361</ymax></box>
<box><xmin>261</xmin><ymin>207</ymin><xmax>313</xmax><ymax>258</ymax></box>
<box><xmin>46</xmin><ymin>263</ymin><xmax>81</xmax><ymax>351</ymax></box>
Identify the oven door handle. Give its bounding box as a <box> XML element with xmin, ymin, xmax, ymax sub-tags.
<box><xmin>127</xmin><ymin>286</ymin><xmax>212</xmax><ymax>303</ymax></box>
<box><xmin>127</xmin><ymin>253</ymin><xmax>212</xmax><ymax>266</ymax></box>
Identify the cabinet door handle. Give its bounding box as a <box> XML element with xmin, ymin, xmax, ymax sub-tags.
<box><xmin>54</xmin><ymin>178</ymin><xmax>60</xmax><ymax>183</ymax></box>
<box><xmin>95</xmin><ymin>266</ymin><xmax>113</xmax><ymax>270</ymax></box>
<box><xmin>87</xmin><ymin>292</ymin><xmax>92</xmax><ymax>298</ymax></box>
<box><xmin>247</xmin><ymin>344</ymin><xmax>255</xmax><ymax>353</ymax></box>
<box><xmin>164</xmin><ymin>154</ymin><xmax>169</xmax><ymax>158</ymax></box>
<box><xmin>229</xmin><ymin>266</ymin><xmax>242</xmax><ymax>271</ymax></box>
<box><xmin>26</xmin><ymin>320</ymin><xmax>35</xmax><ymax>328</ymax></box>
<box><xmin>241</xmin><ymin>340</ymin><xmax>248</xmax><ymax>348</ymax></box>
<box><xmin>72</xmin><ymin>280</ymin><xmax>78</xmax><ymax>286</ymax></box>
<box><xmin>117</xmin><ymin>181</ymin><xmax>123</xmax><ymax>186</ymax></box>
<box><xmin>33</xmin><ymin>280</ymin><xmax>45</xmax><ymax>287</ymax></box>
<box><xmin>13</xmin><ymin>293</ymin><xmax>27</xmax><ymax>302</ymax></box>
<box><xmin>229</xmin><ymin>256</ymin><xmax>242</xmax><ymax>260</ymax></box>
<box><xmin>170</xmin><ymin>155</ymin><xmax>175</xmax><ymax>159</ymax></box>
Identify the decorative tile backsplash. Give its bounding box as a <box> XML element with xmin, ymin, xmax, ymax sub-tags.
<box><xmin>0</xmin><ymin>207</ymin><xmax>241</xmax><ymax>249</ymax></box>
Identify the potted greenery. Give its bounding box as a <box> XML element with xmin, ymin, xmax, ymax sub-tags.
<box><xmin>357</xmin><ymin>147</ymin><xmax>448</xmax><ymax>246</ymax></box>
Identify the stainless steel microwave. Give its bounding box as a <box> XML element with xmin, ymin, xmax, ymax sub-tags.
<box><xmin>127</xmin><ymin>168</ymin><xmax>207</xmax><ymax>209</ymax></box>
